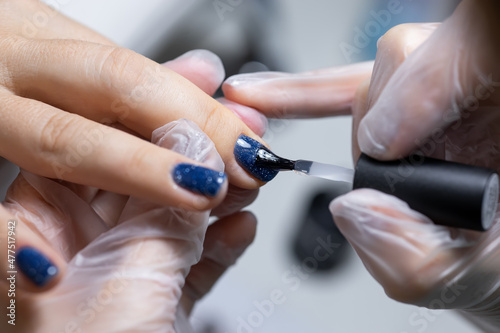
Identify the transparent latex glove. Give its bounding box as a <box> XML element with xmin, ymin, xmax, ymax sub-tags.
<box><xmin>0</xmin><ymin>118</ymin><xmax>257</xmax><ymax>333</ymax></box>
<box><xmin>329</xmin><ymin>1</ymin><xmax>500</xmax><ymax>331</ymax></box>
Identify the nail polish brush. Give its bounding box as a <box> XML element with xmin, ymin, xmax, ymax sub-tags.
<box><xmin>254</xmin><ymin>145</ymin><xmax>499</xmax><ymax>232</ymax></box>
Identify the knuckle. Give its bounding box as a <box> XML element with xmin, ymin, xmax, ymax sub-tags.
<box><xmin>120</xmin><ymin>144</ymin><xmax>151</xmax><ymax>179</ymax></box>
<box><xmin>378</xmin><ymin>23</ymin><xmax>432</xmax><ymax>58</ymax></box>
<box><xmin>0</xmin><ymin>35</ymin><xmax>26</xmax><ymax>89</ymax></box>
<box><xmin>98</xmin><ymin>47</ymin><xmax>147</xmax><ymax>95</ymax></box>
<box><xmin>199</xmin><ymin>101</ymin><xmax>224</xmax><ymax>135</ymax></box>
<box><xmin>377</xmin><ymin>23</ymin><xmax>413</xmax><ymax>51</ymax></box>
<box><xmin>37</xmin><ymin>111</ymin><xmax>80</xmax><ymax>156</ymax></box>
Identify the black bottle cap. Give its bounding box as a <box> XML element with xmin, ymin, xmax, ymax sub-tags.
<box><xmin>353</xmin><ymin>154</ymin><xmax>499</xmax><ymax>231</ymax></box>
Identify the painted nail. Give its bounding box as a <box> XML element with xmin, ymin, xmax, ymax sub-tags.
<box><xmin>234</xmin><ymin>135</ymin><xmax>279</xmax><ymax>182</ymax></box>
<box><xmin>173</xmin><ymin>164</ymin><xmax>226</xmax><ymax>197</ymax></box>
<box><xmin>16</xmin><ymin>247</ymin><xmax>58</xmax><ymax>287</ymax></box>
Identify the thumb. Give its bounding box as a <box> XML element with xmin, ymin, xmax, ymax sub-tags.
<box><xmin>357</xmin><ymin>0</ymin><xmax>500</xmax><ymax>160</ymax></box>
<box><xmin>329</xmin><ymin>189</ymin><xmax>500</xmax><ymax>309</ymax></box>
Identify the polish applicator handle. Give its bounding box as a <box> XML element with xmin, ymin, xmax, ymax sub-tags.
<box><xmin>353</xmin><ymin>154</ymin><xmax>499</xmax><ymax>231</ymax></box>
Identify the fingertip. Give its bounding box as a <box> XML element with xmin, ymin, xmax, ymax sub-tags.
<box><xmin>218</xmin><ymin>97</ymin><xmax>268</xmax><ymax>137</ymax></box>
<box><xmin>328</xmin><ymin>193</ymin><xmax>362</xmax><ymax>233</ymax></box>
<box><xmin>357</xmin><ymin>118</ymin><xmax>390</xmax><ymax>159</ymax></box>
<box><xmin>222</xmin><ymin>72</ymin><xmax>287</xmax><ymax>114</ymax></box>
<box><xmin>204</xmin><ymin>210</ymin><xmax>258</xmax><ymax>265</ymax></box>
<box><xmin>15</xmin><ymin>246</ymin><xmax>64</xmax><ymax>292</ymax></box>
<box><xmin>232</xmin><ymin>134</ymin><xmax>280</xmax><ymax>185</ymax></box>
<box><xmin>330</xmin><ymin>189</ymin><xmax>431</xmax><ymax>229</ymax></box>
<box><xmin>211</xmin><ymin>185</ymin><xmax>260</xmax><ymax>218</ymax></box>
<box><xmin>225</xmin><ymin>157</ymin><xmax>265</xmax><ymax>189</ymax></box>
<box><xmin>171</xmin><ymin>163</ymin><xmax>229</xmax><ymax>211</ymax></box>
<box><xmin>236</xmin><ymin>210</ymin><xmax>258</xmax><ymax>242</ymax></box>
<box><xmin>0</xmin><ymin>209</ymin><xmax>64</xmax><ymax>293</ymax></box>
<box><xmin>223</xmin><ymin>72</ymin><xmax>279</xmax><ymax>89</ymax></box>
<box><xmin>329</xmin><ymin>189</ymin><xmax>381</xmax><ymax>223</ymax></box>
<box><xmin>328</xmin><ymin>195</ymin><xmax>343</xmax><ymax>216</ymax></box>
<box><xmin>163</xmin><ymin>49</ymin><xmax>225</xmax><ymax>95</ymax></box>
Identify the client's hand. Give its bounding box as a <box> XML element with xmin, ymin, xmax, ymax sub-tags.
<box><xmin>0</xmin><ymin>0</ymin><xmax>269</xmax><ymax>216</ymax></box>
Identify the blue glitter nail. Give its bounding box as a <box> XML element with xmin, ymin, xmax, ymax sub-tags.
<box><xmin>16</xmin><ymin>247</ymin><xmax>58</xmax><ymax>287</ymax></box>
<box><xmin>173</xmin><ymin>164</ymin><xmax>226</xmax><ymax>197</ymax></box>
<box><xmin>234</xmin><ymin>135</ymin><xmax>279</xmax><ymax>182</ymax></box>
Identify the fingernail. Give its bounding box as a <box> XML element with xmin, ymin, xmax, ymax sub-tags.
<box><xmin>175</xmin><ymin>49</ymin><xmax>221</xmax><ymax>64</ymax></box>
<box><xmin>357</xmin><ymin>118</ymin><xmax>389</xmax><ymax>158</ymax></box>
<box><xmin>173</xmin><ymin>164</ymin><xmax>226</xmax><ymax>197</ymax></box>
<box><xmin>172</xmin><ymin>49</ymin><xmax>225</xmax><ymax>83</ymax></box>
<box><xmin>16</xmin><ymin>247</ymin><xmax>58</xmax><ymax>287</ymax></box>
<box><xmin>329</xmin><ymin>195</ymin><xmax>358</xmax><ymax>220</ymax></box>
<box><xmin>233</xmin><ymin>135</ymin><xmax>279</xmax><ymax>182</ymax></box>
<box><xmin>225</xmin><ymin>72</ymin><xmax>287</xmax><ymax>88</ymax></box>
<box><xmin>329</xmin><ymin>189</ymin><xmax>421</xmax><ymax>223</ymax></box>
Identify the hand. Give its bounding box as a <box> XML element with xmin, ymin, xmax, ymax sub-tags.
<box><xmin>0</xmin><ymin>0</ymin><xmax>270</xmax><ymax>215</ymax></box>
<box><xmin>223</xmin><ymin>0</ymin><xmax>500</xmax><ymax>330</ymax></box>
<box><xmin>1</xmin><ymin>4</ymin><xmax>263</xmax><ymax>312</ymax></box>
<box><xmin>223</xmin><ymin>61</ymin><xmax>373</xmax><ymax>118</ymax></box>
<box><xmin>0</xmin><ymin>117</ymin><xmax>256</xmax><ymax>333</ymax></box>
<box><xmin>331</xmin><ymin>1</ymin><xmax>500</xmax><ymax>331</ymax></box>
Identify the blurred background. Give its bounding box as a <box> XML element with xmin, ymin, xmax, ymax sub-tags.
<box><xmin>1</xmin><ymin>0</ymin><xmax>477</xmax><ymax>332</ymax></box>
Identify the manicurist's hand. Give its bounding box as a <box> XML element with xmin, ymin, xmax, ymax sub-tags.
<box><xmin>0</xmin><ymin>0</ymin><xmax>269</xmax><ymax>213</ymax></box>
<box><xmin>330</xmin><ymin>1</ymin><xmax>500</xmax><ymax>330</ymax></box>
<box><xmin>225</xmin><ymin>0</ymin><xmax>500</xmax><ymax>330</ymax></box>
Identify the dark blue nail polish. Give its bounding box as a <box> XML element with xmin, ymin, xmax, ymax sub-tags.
<box><xmin>16</xmin><ymin>247</ymin><xmax>58</xmax><ymax>287</ymax></box>
<box><xmin>173</xmin><ymin>164</ymin><xmax>226</xmax><ymax>197</ymax></box>
<box><xmin>234</xmin><ymin>135</ymin><xmax>279</xmax><ymax>182</ymax></box>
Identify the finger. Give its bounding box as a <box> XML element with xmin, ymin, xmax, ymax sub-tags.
<box><xmin>0</xmin><ymin>203</ymin><xmax>64</xmax><ymax>292</ymax></box>
<box><xmin>351</xmin><ymin>23</ymin><xmax>438</xmax><ymax>161</ymax></box>
<box><xmin>357</xmin><ymin>5</ymin><xmax>499</xmax><ymax>160</ymax></box>
<box><xmin>222</xmin><ymin>61</ymin><xmax>373</xmax><ymax>118</ymax></box>
<box><xmin>88</xmin><ymin>51</ymin><xmax>229</xmax><ymax>220</ymax></box>
<box><xmin>164</xmin><ymin>53</ymin><xmax>269</xmax><ymax>137</ymax></box>
<box><xmin>351</xmin><ymin>78</ymin><xmax>371</xmax><ymax>161</ymax></box>
<box><xmin>365</xmin><ymin>23</ymin><xmax>439</xmax><ymax>110</ymax></box>
<box><xmin>90</xmin><ymin>191</ymin><xmax>129</xmax><ymax>228</ymax></box>
<box><xmin>162</xmin><ymin>49</ymin><xmax>225</xmax><ymax>96</ymax></box>
<box><xmin>217</xmin><ymin>97</ymin><xmax>268</xmax><ymax>137</ymax></box>
<box><xmin>180</xmin><ymin>211</ymin><xmax>257</xmax><ymax>314</ymax></box>
<box><xmin>4</xmin><ymin>38</ymin><xmax>266</xmax><ymax>188</ymax></box>
<box><xmin>211</xmin><ymin>185</ymin><xmax>259</xmax><ymax>218</ymax></box>
<box><xmin>0</xmin><ymin>94</ymin><xmax>227</xmax><ymax>211</ymax></box>
<box><xmin>1</xmin><ymin>42</ymin><xmax>226</xmax><ymax>225</ymax></box>
<box><xmin>329</xmin><ymin>189</ymin><xmax>486</xmax><ymax>307</ymax></box>
<box><xmin>2</xmin><ymin>0</ymin><xmax>114</xmax><ymax>45</ymax></box>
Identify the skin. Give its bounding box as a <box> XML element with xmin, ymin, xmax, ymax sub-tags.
<box><xmin>0</xmin><ymin>0</ymin><xmax>263</xmax><ymax>295</ymax></box>
<box><xmin>0</xmin><ymin>0</ymin><xmax>268</xmax><ymax>215</ymax></box>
